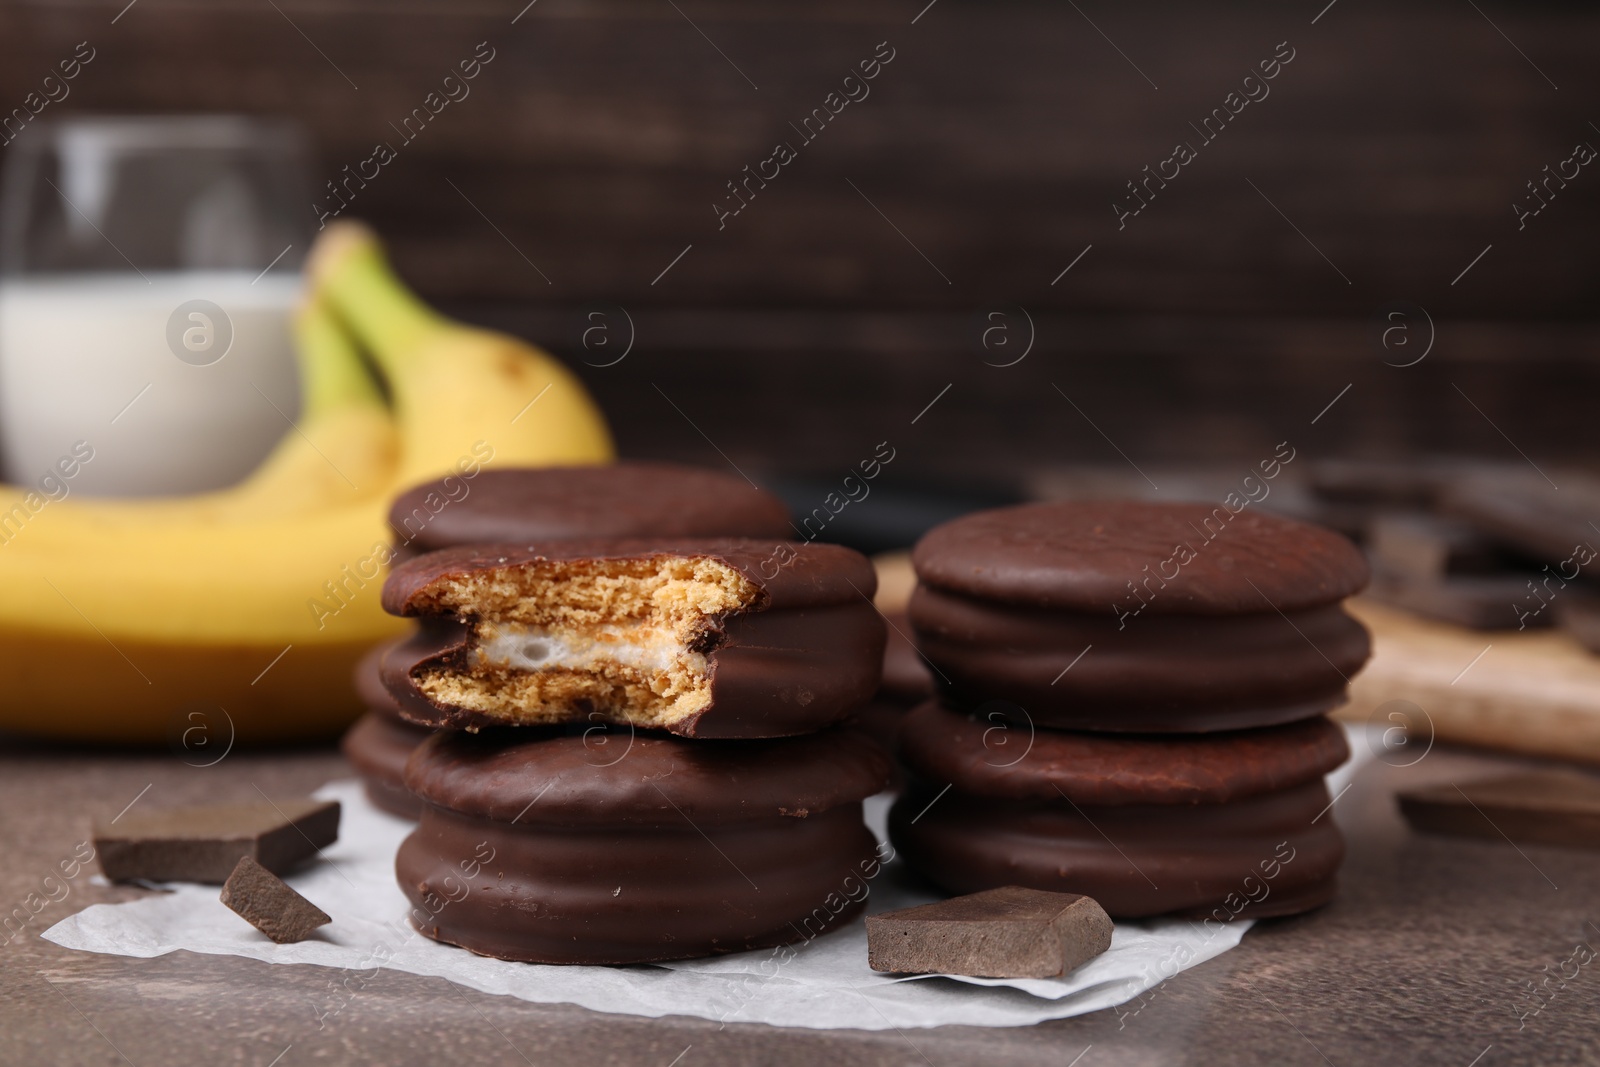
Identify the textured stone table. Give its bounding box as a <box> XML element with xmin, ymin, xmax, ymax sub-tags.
<box><xmin>2</xmin><ymin>736</ymin><xmax>1596</xmax><ymax>1066</ymax></box>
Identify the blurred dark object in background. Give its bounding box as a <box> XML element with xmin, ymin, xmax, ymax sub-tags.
<box><xmin>1304</xmin><ymin>460</ymin><xmax>1600</xmax><ymax>640</ymax></box>
<box><xmin>3</xmin><ymin>0</ymin><xmax>1596</xmax><ymax>488</ymax></box>
<box><xmin>772</xmin><ymin>477</ymin><xmax>1024</xmax><ymax>556</ymax></box>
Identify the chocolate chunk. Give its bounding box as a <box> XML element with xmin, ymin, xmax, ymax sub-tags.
<box><xmin>1366</xmin><ymin>572</ymin><xmax>1552</xmax><ymax>630</ymax></box>
<box><xmin>220</xmin><ymin>855</ymin><xmax>331</xmax><ymax>943</ymax></box>
<box><xmin>867</xmin><ymin>886</ymin><xmax>1113</xmax><ymax>979</ymax></box>
<box><xmin>1361</xmin><ymin>513</ymin><xmax>1553</xmax><ymax>629</ymax></box>
<box><xmin>1440</xmin><ymin>471</ymin><xmax>1600</xmax><ymax>566</ymax></box>
<box><xmin>95</xmin><ymin>799</ymin><xmax>340</xmax><ymax>884</ymax></box>
<box><xmin>1307</xmin><ymin>458</ymin><xmax>1473</xmax><ymax>509</ymax></box>
<box><xmin>1366</xmin><ymin>513</ymin><xmax>1514</xmax><ymax>579</ymax></box>
<box><xmin>380</xmin><ymin>538</ymin><xmax>884</xmax><ymax>738</ymax></box>
<box><xmin>1398</xmin><ymin>771</ymin><xmax>1600</xmax><ymax>850</ymax></box>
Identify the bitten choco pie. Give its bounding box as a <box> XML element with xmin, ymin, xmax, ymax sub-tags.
<box><xmin>380</xmin><ymin>538</ymin><xmax>885</xmax><ymax>738</ymax></box>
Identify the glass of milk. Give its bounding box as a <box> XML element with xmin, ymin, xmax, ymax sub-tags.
<box><xmin>0</xmin><ymin>116</ymin><xmax>312</xmax><ymax>496</ymax></box>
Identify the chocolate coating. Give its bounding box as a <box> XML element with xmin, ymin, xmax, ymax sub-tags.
<box><xmin>880</xmin><ymin>612</ymin><xmax>935</xmax><ymax>705</ymax></box>
<box><xmin>890</xmin><ymin>778</ymin><xmax>1343</xmax><ymax>919</ymax></box>
<box><xmin>340</xmin><ymin>712</ymin><xmax>433</xmax><ymax>819</ymax></box>
<box><xmin>910</xmin><ymin>585</ymin><xmax>1370</xmax><ymax>731</ymax></box>
<box><xmin>898</xmin><ymin>701</ymin><xmax>1349</xmax><ymax>806</ymax></box>
<box><xmin>404</xmin><ymin>724</ymin><xmax>891</xmax><ymax>824</ymax></box>
<box><xmin>844</xmin><ymin>698</ymin><xmax>913</xmax><ymax>790</ymax></box>
<box><xmin>388</xmin><ymin>462</ymin><xmax>794</xmax><ymax>558</ymax></box>
<box><xmin>913</xmin><ymin>500</ymin><xmax>1369</xmax><ymax>615</ymax></box>
<box><xmin>382</xmin><ymin>539</ymin><xmax>886</xmax><ymax>739</ymax></box>
<box><xmin>397</xmin><ymin>727</ymin><xmax>891</xmax><ymax>963</ymax></box>
<box><xmin>353</xmin><ymin>640</ymin><xmax>410</xmax><ymax>722</ymax></box>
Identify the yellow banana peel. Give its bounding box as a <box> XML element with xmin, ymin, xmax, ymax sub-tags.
<box><xmin>310</xmin><ymin>221</ymin><xmax>613</xmax><ymax>485</ymax></box>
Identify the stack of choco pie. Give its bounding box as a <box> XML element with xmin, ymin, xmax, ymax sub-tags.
<box><xmin>341</xmin><ymin>462</ymin><xmax>804</xmax><ymax>818</ymax></box>
<box><xmin>355</xmin><ymin>462</ymin><xmax>895</xmax><ymax>964</ymax></box>
<box><xmin>891</xmin><ymin>501</ymin><xmax>1372</xmax><ymax>919</ymax></box>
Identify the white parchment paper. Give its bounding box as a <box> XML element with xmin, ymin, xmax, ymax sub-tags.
<box><xmin>44</xmin><ymin>727</ymin><xmax>1369</xmax><ymax>1030</ymax></box>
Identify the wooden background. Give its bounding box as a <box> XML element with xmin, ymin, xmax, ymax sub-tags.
<box><xmin>2</xmin><ymin>0</ymin><xmax>1597</xmax><ymax>492</ymax></box>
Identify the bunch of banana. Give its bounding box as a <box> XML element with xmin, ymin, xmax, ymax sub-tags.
<box><xmin>0</xmin><ymin>222</ymin><xmax>613</xmax><ymax>744</ymax></box>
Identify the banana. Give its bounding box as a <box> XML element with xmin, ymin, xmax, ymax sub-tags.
<box><xmin>0</xmin><ymin>224</ymin><xmax>613</xmax><ymax>744</ymax></box>
<box><xmin>1</xmin><ymin>506</ymin><xmax>405</xmax><ymax>743</ymax></box>
<box><xmin>311</xmin><ymin>221</ymin><xmax>614</xmax><ymax>487</ymax></box>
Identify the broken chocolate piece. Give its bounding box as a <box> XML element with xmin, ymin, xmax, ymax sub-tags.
<box><xmin>867</xmin><ymin>886</ymin><xmax>1113</xmax><ymax>979</ymax></box>
<box><xmin>94</xmin><ymin>798</ymin><xmax>340</xmax><ymax>884</ymax></box>
<box><xmin>1361</xmin><ymin>513</ymin><xmax>1553</xmax><ymax>629</ymax></box>
<box><xmin>220</xmin><ymin>855</ymin><xmax>331</xmax><ymax>943</ymax></box>
<box><xmin>1308</xmin><ymin>458</ymin><xmax>1473</xmax><ymax>510</ymax></box>
<box><xmin>1367</xmin><ymin>572</ymin><xmax>1551</xmax><ymax>630</ymax></box>
<box><xmin>1366</xmin><ymin>513</ymin><xmax>1518</xmax><ymax>579</ymax></box>
<box><xmin>1398</xmin><ymin>771</ymin><xmax>1600</xmax><ymax>851</ymax></box>
<box><xmin>1440</xmin><ymin>471</ymin><xmax>1600</xmax><ymax>566</ymax></box>
<box><xmin>380</xmin><ymin>538</ymin><xmax>885</xmax><ymax>738</ymax></box>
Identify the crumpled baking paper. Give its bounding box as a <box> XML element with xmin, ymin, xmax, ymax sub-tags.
<box><xmin>44</xmin><ymin>728</ymin><xmax>1368</xmax><ymax>1030</ymax></box>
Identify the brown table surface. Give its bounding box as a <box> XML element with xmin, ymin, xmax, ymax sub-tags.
<box><xmin>2</xmin><ymin>736</ymin><xmax>1596</xmax><ymax>1067</ymax></box>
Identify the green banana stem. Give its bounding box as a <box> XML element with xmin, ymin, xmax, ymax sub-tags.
<box><xmin>292</xmin><ymin>297</ymin><xmax>385</xmax><ymax>419</ymax></box>
<box><xmin>309</xmin><ymin>221</ymin><xmax>450</xmax><ymax>368</ymax></box>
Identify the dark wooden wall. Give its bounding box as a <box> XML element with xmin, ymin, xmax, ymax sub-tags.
<box><xmin>3</xmin><ymin>0</ymin><xmax>1597</xmax><ymax>490</ymax></box>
